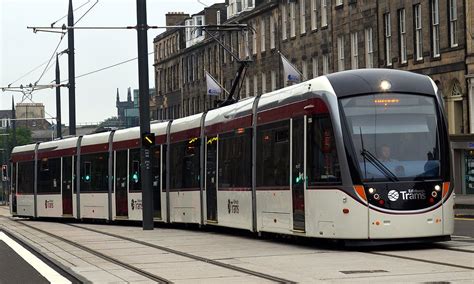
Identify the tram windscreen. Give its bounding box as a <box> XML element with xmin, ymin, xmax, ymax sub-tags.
<box><xmin>341</xmin><ymin>93</ymin><xmax>441</xmax><ymax>181</ymax></box>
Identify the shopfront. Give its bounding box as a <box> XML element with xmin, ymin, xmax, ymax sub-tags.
<box><xmin>451</xmin><ymin>135</ymin><xmax>474</xmax><ymax>195</ymax></box>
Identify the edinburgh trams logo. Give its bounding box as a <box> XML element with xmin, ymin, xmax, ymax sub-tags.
<box><xmin>387</xmin><ymin>189</ymin><xmax>426</xmax><ymax>201</ymax></box>
<box><xmin>131</xmin><ymin>199</ymin><xmax>143</xmax><ymax>210</ymax></box>
<box><xmin>387</xmin><ymin>190</ymin><xmax>400</xmax><ymax>201</ymax></box>
<box><xmin>44</xmin><ymin>200</ymin><xmax>54</xmax><ymax>209</ymax></box>
<box><xmin>227</xmin><ymin>199</ymin><xmax>239</xmax><ymax>214</ymax></box>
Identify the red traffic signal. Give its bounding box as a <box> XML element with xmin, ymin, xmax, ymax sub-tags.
<box><xmin>1</xmin><ymin>165</ymin><xmax>7</xmax><ymax>181</ymax></box>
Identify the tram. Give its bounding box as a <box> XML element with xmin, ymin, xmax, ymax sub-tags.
<box><xmin>10</xmin><ymin>69</ymin><xmax>454</xmax><ymax>242</ymax></box>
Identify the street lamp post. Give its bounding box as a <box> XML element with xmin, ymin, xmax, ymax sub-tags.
<box><xmin>136</xmin><ymin>0</ymin><xmax>153</xmax><ymax>230</ymax></box>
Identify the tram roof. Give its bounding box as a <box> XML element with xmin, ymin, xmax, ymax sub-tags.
<box><xmin>326</xmin><ymin>68</ymin><xmax>435</xmax><ymax>97</ymax></box>
<box><xmin>80</xmin><ymin>131</ymin><xmax>111</xmax><ymax>147</ymax></box>
<box><xmin>170</xmin><ymin>112</ymin><xmax>203</xmax><ymax>134</ymax></box>
<box><xmin>37</xmin><ymin>136</ymin><xmax>78</xmax><ymax>151</ymax></box>
<box><xmin>11</xmin><ymin>143</ymin><xmax>36</xmax><ymax>154</ymax></box>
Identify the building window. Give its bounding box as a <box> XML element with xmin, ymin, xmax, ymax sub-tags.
<box><xmin>217</xmin><ymin>10</ymin><xmax>221</xmax><ymax>25</ymax></box>
<box><xmin>261</xmin><ymin>18</ymin><xmax>266</xmax><ymax>53</ymax></box>
<box><xmin>431</xmin><ymin>0</ymin><xmax>440</xmax><ymax>57</ymax></box>
<box><xmin>311</xmin><ymin>0</ymin><xmax>317</xmax><ymax>30</ymax></box>
<box><xmin>312</xmin><ymin>57</ymin><xmax>318</xmax><ymax>78</ymax></box>
<box><xmin>252</xmin><ymin>22</ymin><xmax>258</xmax><ymax>55</ymax></box>
<box><xmin>336</xmin><ymin>0</ymin><xmax>343</xmax><ymax>6</ymax></box>
<box><xmin>253</xmin><ymin>74</ymin><xmax>258</xmax><ymax>96</ymax></box>
<box><xmin>244</xmin><ymin>30</ymin><xmax>250</xmax><ymax>58</ymax></box>
<box><xmin>262</xmin><ymin>72</ymin><xmax>267</xmax><ymax>93</ymax></box>
<box><xmin>245</xmin><ymin>76</ymin><xmax>250</xmax><ymax>98</ymax></box>
<box><xmin>290</xmin><ymin>2</ymin><xmax>296</xmax><ymax>37</ymax></box>
<box><xmin>243</xmin><ymin>0</ymin><xmax>255</xmax><ymax>10</ymax></box>
<box><xmin>282</xmin><ymin>4</ymin><xmax>287</xmax><ymax>40</ymax></box>
<box><xmin>195</xmin><ymin>16</ymin><xmax>204</xmax><ymax>37</ymax></box>
<box><xmin>449</xmin><ymin>0</ymin><xmax>458</xmax><ymax>47</ymax></box>
<box><xmin>351</xmin><ymin>32</ymin><xmax>358</xmax><ymax>69</ymax></box>
<box><xmin>302</xmin><ymin>60</ymin><xmax>308</xmax><ymax>80</ymax></box>
<box><xmin>271</xmin><ymin>70</ymin><xmax>276</xmax><ymax>91</ymax></box>
<box><xmin>323</xmin><ymin>54</ymin><xmax>329</xmax><ymax>74</ymax></box>
<box><xmin>414</xmin><ymin>4</ymin><xmax>423</xmax><ymax>61</ymax></box>
<box><xmin>321</xmin><ymin>0</ymin><xmax>327</xmax><ymax>27</ymax></box>
<box><xmin>384</xmin><ymin>13</ymin><xmax>392</xmax><ymax>66</ymax></box>
<box><xmin>337</xmin><ymin>36</ymin><xmax>345</xmax><ymax>71</ymax></box>
<box><xmin>300</xmin><ymin>0</ymin><xmax>306</xmax><ymax>34</ymax></box>
<box><xmin>399</xmin><ymin>9</ymin><xmax>407</xmax><ymax>64</ymax></box>
<box><xmin>365</xmin><ymin>27</ymin><xmax>374</xmax><ymax>68</ymax></box>
<box><xmin>270</xmin><ymin>15</ymin><xmax>276</xmax><ymax>49</ymax></box>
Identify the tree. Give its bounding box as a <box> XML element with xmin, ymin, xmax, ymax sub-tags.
<box><xmin>0</xmin><ymin>127</ymin><xmax>32</xmax><ymax>158</ymax></box>
<box><xmin>98</xmin><ymin>116</ymin><xmax>123</xmax><ymax>128</ymax></box>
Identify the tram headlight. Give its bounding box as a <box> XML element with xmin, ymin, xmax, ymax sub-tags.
<box><xmin>380</xmin><ymin>80</ymin><xmax>391</xmax><ymax>91</ymax></box>
<box><xmin>434</xmin><ymin>185</ymin><xmax>441</xmax><ymax>191</ymax></box>
<box><xmin>368</xmin><ymin>187</ymin><xmax>376</xmax><ymax>194</ymax></box>
<box><xmin>432</xmin><ymin>191</ymin><xmax>438</xmax><ymax>198</ymax></box>
<box><xmin>373</xmin><ymin>193</ymin><xmax>380</xmax><ymax>200</ymax></box>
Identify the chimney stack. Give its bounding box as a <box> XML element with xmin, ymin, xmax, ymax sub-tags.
<box><xmin>165</xmin><ymin>12</ymin><xmax>190</xmax><ymax>30</ymax></box>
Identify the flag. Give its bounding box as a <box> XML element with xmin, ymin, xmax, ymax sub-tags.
<box><xmin>206</xmin><ymin>71</ymin><xmax>222</xmax><ymax>96</ymax></box>
<box><xmin>280</xmin><ymin>53</ymin><xmax>301</xmax><ymax>85</ymax></box>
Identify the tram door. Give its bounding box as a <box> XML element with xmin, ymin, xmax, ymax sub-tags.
<box><xmin>152</xmin><ymin>146</ymin><xmax>161</xmax><ymax>219</ymax></box>
<box><xmin>292</xmin><ymin>117</ymin><xmax>306</xmax><ymax>231</ymax></box>
<box><xmin>62</xmin><ymin>157</ymin><xmax>73</xmax><ymax>215</ymax></box>
<box><xmin>115</xmin><ymin>150</ymin><xmax>128</xmax><ymax>217</ymax></box>
<box><xmin>206</xmin><ymin>136</ymin><xmax>218</xmax><ymax>222</ymax></box>
<box><xmin>11</xmin><ymin>162</ymin><xmax>17</xmax><ymax>214</ymax></box>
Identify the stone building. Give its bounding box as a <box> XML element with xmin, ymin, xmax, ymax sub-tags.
<box><xmin>15</xmin><ymin>103</ymin><xmax>51</xmax><ymax>130</ymax></box>
<box><xmin>153</xmin><ymin>0</ymin><xmax>472</xmax><ymax>195</ymax></box>
<box><xmin>377</xmin><ymin>0</ymin><xmax>466</xmax><ymax>135</ymax></box>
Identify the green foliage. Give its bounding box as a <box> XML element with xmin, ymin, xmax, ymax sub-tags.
<box><xmin>0</xmin><ymin>127</ymin><xmax>32</xmax><ymax>156</ymax></box>
<box><xmin>99</xmin><ymin>116</ymin><xmax>122</xmax><ymax>128</ymax></box>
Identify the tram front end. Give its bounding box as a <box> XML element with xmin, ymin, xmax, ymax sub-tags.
<box><xmin>330</xmin><ymin>69</ymin><xmax>453</xmax><ymax>241</ymax></box>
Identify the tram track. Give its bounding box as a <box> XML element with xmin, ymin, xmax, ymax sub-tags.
<box><xmin>364</xmin><ymin>251</ymin><xmax>474</xmax><ymax>271</ymax></box>
<box><xmin>66</xmin><ymin>223</ymin><xmax>297</xmax><ymax>284</ymax></box>
<box><xmin>1</xmin><ymin>218</ymin><xmax>172</xmax><ymax>283</ymax></box>
<box><xmin>2</xmin><ymin>216</ymin><xmax>295</xmax><ymax>283</ymax></box>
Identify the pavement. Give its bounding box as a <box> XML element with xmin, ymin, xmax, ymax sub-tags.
<box><xmin>0</xmin><ymin>204</ymin><xmax>472</xmax><ymax>283</ymax></box>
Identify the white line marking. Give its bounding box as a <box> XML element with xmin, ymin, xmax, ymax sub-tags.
<box><xmin>0</xmin><ymin>232</ymin><xmax>71</xmax><ymax>284</ymax></box>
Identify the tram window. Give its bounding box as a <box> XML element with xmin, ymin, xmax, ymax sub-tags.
<box><xmin>257</xmin><ymin>120</ymin><xmax>290</xmax><ymax>187</ymax></box>
<box><xmin>129</xmin><ymin>148</ymin><xmax>141</xmax><ymax>191</ymax></box>
<box><xmin>307</xmin><ymin>115</ymin><xmax>341</xmax><ymax>184</ymax></box>
<box><xmin>80</xmin><ymin>152</ymin><xmax>108</xmax><ymax>192</ymax></box>
<box><xmin>218</xmin><ymin>129</ymin><xmax>252</xmax><ymax>188</ymax></box>
<box><xmin>37</xmin><ymin>158</ymin><xmax>61</xmax><ymax>194</ymax></box>
<box><xmin>170</xmin><ymin>138</ymin><xmax>200</xmax><ymax>189</ymax></box>
<box><xmin>17</xmin><ymin>161</ymin><xmax>34</xmax><ymax>194</ymax></box>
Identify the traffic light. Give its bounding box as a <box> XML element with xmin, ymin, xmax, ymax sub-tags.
<box><xmin>84</xmin><ymin>162</ymin><xmax>91</xmax><ymax>182</ymax></box>
<box><xmin>1</xmin><ymin>165</ymin><xmax>7</xmax><ymax>181</ymax></box>
<box><xmin>142</xmin><ymin>132</ymin><xmax>155</xmax><ymax>148</ymax></box>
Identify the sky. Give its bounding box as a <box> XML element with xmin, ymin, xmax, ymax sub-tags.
<box><xmin>0</xmin><ymin>0</ymin><xmax>210</xmax><ymax>125</ymax></box>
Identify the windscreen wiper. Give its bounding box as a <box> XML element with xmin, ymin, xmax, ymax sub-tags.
<box><xmin>360</xmin><ymin>149</ymin><xmax>399</xmax><ymax>182</ymax></box>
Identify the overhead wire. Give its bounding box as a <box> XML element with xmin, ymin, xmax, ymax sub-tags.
<box><xmin>5</xmin><ymin>0</ymin><xmax>99</xmax><ymax>94</ymax></box>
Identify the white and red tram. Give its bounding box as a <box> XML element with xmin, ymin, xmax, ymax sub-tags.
<box><xmin>10</xmin><ymin>69</ymin><xmax>454</xmax><ymax>243</ymax></box>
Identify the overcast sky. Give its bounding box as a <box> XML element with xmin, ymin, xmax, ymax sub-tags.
<box><xmin>0</xmin><ymin>0</ymin><xmax>209</xmax><ymax>125</ymax></box>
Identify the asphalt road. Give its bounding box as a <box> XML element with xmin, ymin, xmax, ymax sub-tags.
<box><xmin>454</xmin><ymin>218</ymin><xmax>474</xmax><ymax>238</ymax></box>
